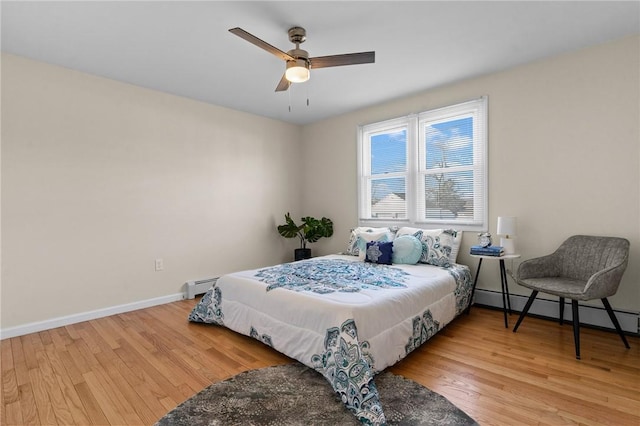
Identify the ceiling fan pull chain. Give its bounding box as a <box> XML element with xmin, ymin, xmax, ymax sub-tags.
<box><xmin>288</xmin><ymin>85</ymin><xmax>292</xmax><ymax>112</ymax></box>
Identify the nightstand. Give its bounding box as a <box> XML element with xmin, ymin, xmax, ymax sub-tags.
<box><xmin>469</xmin><ymin>253</ymin><xmax>521</xmax><ymax>328</ymax></box>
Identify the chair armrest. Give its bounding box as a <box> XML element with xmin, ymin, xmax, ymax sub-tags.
<box><xmin>516</xmin><ymin>254</ymin><xmax>561</xmax><ymax>280</ymax></box>
<box><xmin>583</xmin><ymin>261</ymin><xmax>628</xmax><ymax>299</ymax></box>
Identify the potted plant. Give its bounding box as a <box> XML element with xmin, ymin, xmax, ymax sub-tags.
<box><xmin>277</xmin><ymin>212</ymin><xmax>334</xmax><ymax>260</ymax></box>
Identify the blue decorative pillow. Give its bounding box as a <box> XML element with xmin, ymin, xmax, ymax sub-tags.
<box><xmin>356</xmin><ymin>232</ymin><xmax>390</xmax><ymax>253</ymax></box>
<box><xmin>365</xmin><ymin>241</ymin><xmax>393</xmax><ymax>265</ymax></box>
<box><xmin>392</xmin><ymin>235</ymin><xmax>423</xmax><ymax>265</ymax></box>
<box><xmin>346</xmin><ymin>227</ymin><xmax>392</xmax><ymax>255</ymax></box>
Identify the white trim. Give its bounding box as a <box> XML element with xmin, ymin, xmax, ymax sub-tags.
<box><xmin>473</xmin><ymin>289</ymin><xmax>639</xmax><ymax>334</ymax></box>
<box><xmin>0</xmin><ymin>293</ymin><xmax>185</xmax><ymax>340</ymax></box>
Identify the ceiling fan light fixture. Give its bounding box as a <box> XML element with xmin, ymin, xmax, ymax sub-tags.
<box><xmin>285</xmin><ymin>59</ymin><xmax>310</xmax><ymax>83</ymax></box>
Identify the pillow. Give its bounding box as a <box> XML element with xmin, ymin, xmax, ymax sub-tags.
<box><xmin>420</xmin><ymin>233</ymin><xmax>452</xmax><ymax>267</ymax></box>
<box><xmin>346</xmin><ymin>227</ymin><xmax>393</xmax><ymax>256</ymax></box>
<box><xmin>356</xmin><ymin>231</ymin><xmax>390</xmax><ymax>251</ymax></box>
<box><xmin>356</xmin><ymin>231</ymin><xmax>391</xmax><ymax>260</ymax></box>
<box><xmin>396</xmin><ymin>227</ymin><xmax>462</xmax><ymax>266</ymax></box>
<box><xmin>364</xmin><ymin>241</ymin><xmax>393</xmax><ymax>265</ymax></box>
<box><xmin>392</xmin><ymin>235</ymin><xmax>423</xmax><ymax>265</ymax></box>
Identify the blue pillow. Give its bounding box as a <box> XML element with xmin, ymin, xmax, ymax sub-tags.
<box><xmin>392</xmin><ymin>235</ymin><xmax>422</xmax><ymax>264</ymax></box>
<box><xmin>365</xmin><ymin>241</ymin><xmax>393</xmax><ymax>265</ymax></box>
<box><xmin>356</xmin><ymin>233</ymin><xmax>389</xmax><ymax>252</ymax></box>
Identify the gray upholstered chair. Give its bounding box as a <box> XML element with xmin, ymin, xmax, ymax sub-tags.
<box><xmin>513</xmin><ymin>235</ymin><xmax>630</xmax><ymax>359</ymax></box>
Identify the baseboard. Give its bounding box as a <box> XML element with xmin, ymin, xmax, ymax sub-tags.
<box><xmin>0</xmin><ymin>293</ymin><xmax>185</xmax><ymax>340</ymax></box>
<box><xmin>473</xmin><ymin>289</ymin><xmax>640</xmax><ymax>335</ymax></box>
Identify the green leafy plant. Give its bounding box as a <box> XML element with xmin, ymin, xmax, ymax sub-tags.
<box><xmin>277</xmin><ymin>213</ymin><xmax>334</xmax><ymax>249</ymax></box>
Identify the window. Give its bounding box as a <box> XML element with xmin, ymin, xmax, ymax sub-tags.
<box><xmin>358</xmin><ymin>97</ymin><xmax>487</xmax><ymax>231</ymax></box>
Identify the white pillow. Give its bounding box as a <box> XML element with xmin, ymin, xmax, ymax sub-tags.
<box><xmin>396</xmin><ymin>227</ymin><xmax>462</xmax><ymax>264</ymax></box>
<box><xmin>346</xmin><ymin>227</ymin><xmax>394</xmax><ymax>256</ymax></box>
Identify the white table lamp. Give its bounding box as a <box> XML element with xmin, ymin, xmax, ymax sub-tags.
<box><xmin>497</xmin><ymin>216</ymin><xmax>517</xmax><ymax>254</ymax></box>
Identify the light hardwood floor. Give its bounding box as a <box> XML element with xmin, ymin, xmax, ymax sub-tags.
<box><xmin>1</xmin><ymin>300</ymin><xmax>638</xmax><ymax>425</ymax></box>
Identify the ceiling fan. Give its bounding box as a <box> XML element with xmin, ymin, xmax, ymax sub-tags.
<box><xmin>229</xmin><ymin>26</ymin><xmax>375</xmax><ymax>92</ymax></box>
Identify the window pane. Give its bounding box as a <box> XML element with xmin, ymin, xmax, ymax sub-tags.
<box><xmin>424</xmin><ymin>171</ymin><xmax>473</xmax><ymax>220</ymax></box>
<box><xmin>358</xmin><ymin>97</ymin><xmax>486</xmax><ymax>230</ymax></box>
<box><xmin>425</xmin><ymin>117</ymin><xmax>473</xmax><ymax>169</ymax></box>
<box><xmin>371</xmin><ymin>130</ymin><xmax>406</xmax><ymax>174</ymax></box>
<box><xmin>370</xmin><ymin>177</ymin><xmax>406</xmax><ymax>219</ymax></box>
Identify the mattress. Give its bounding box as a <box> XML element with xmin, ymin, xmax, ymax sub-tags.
<box><xmin>189</xmin><ymin>254</ymin><xmax>472</xmax><ymax>425</ymax></box>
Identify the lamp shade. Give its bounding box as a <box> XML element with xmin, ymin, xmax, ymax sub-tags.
<box><xmin>497</xmin><ymin>216</ymin><xmax>517</xmax><ymax>237</ymax></box>
<box><xmin>497</xmin><ymin>216</ymin><xmax>517</xmax><ymax>254</ymax></box>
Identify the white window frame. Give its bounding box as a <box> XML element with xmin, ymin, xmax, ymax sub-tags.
<box><xmin>357</xmin><ymin>97</ymin><xmax>488</xmax><ymax>231</ymax></box>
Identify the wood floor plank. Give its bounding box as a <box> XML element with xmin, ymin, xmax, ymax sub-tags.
<box><xmin>2</xmin><ymin>367</ymin><xmax>19</xmax><ymax>405</ymax></box>
<box><xmin>69</xmin><ymin>338</ymin><xmax>101</xmax><ymax>371</ymax></box>
<box><xmin>115</xmin><ymin>359</ymin><xmax>171</xmax><ymax>422</ymax></box>
<box><xmin>73</xmin><ymin>381</ymin><xmax>108</xmax><ymax>425</ymax></box>
<box><xmin>113</xmin><ymin>337</ymin><xmax>186</xmax><ymax>405</ymax></box>
<box><xmin>46</xmin><ymin>329</ymin><xmax>69</xmax><ymax>353</ymax></box>
<box><xmin>136</xmin><ymin>330</ymin><xmax>212</xmax><ymax>390</ymax></box>
<box><xmin>82</xmin><ymin>370</ymin><xmax>135</xmax><ymax>425</ymax></box>
<box><xmin>93</xmin><ymin>351</ymin><xmax>158</xmax><ymax>425</ymax></box>
<box><xmin>28</xmin><ymin>367</ymin><xmax>57</xmax><ymax>425</ymax></box>
<box><xmin>10</xmin><ymin>338</ymin><xmax>29</xmax><ymax>388</ymax></box>
<box><xmin>57</xmin><ymin>350</ymin><xmax>85</xmax><ymax>386</ymax></box>
<box><xmin>16</xmin><ymin>384</ymin><xmax>39</xmax><ymax>425</ymax></box>
<box><xmin>1</xmin><ymin>300</ymin><xmax>638</xmax><ymax>425</ymax></box>
<box><xmin>3</xmin><ymin>400</ymin><xmax>24</xmax><ymax>426</ymax></box>
<box><xmin>34</xmin><ymin>346</ymin><xmax>74</xmax><ymax>425</ymax></box>
<box><xmin>43</xmin><ymin>343</ymin><xmax>92</xmax><ymax>425</ymax></box>
<box><xmin>1</xmin><ymin>339</ymin><xmax>15</xmax><ymax>370</ymax></box>
<box><xmin>0</xmin><ymin>368</ymin><xmax>5</xmax><ymax>426</ymax></box>
<box><xmin>20</xmin><ymin>334</ymin><xmax>41</xmax><ymax>371</ymax></box>
<box><xmin>117</xmin><ymin>327</ymin><xmax>190</xmax><ymax>391</ymax></box>
<box><xmin>87</xmin><ymin>319</ymin><xmax>121</xmax><ymax>351</ymax></box>
<box><xmin>110</xmin><ymin>343</ymin><xmax>165</xmax><ymax>395</ymax></box>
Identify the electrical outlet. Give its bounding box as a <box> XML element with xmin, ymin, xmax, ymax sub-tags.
<box><xmin>155</xmin><ymin>258</ymin><xmax>164</xmax><ymax>271</ymax></box>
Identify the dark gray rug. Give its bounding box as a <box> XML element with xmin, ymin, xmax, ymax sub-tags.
<box><xmin>156</xmin><ymin>363</ymin><xmax>478</xmax><ymax>426</ymax></box>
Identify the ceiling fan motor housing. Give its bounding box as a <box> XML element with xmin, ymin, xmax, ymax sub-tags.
<box><xmin>287</xmin><ymin>48</ymin><xmax>309</xmax><ymax>61</ymax></box>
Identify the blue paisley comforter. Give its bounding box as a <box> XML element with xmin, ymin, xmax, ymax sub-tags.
<box><xmin>189</xmin><ymin>254</ymin><xmax>472</xmax><ymax>425</ymax></box>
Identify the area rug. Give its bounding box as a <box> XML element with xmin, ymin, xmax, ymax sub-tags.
<box><xmin>156</xmin><ymin>363</ymin><xmax>478</xmax><ymax>425</ymax></box>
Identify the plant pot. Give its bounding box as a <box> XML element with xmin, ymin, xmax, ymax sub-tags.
<box><xmin>294</xmin><ymin>248</ymin><xmax>312</xmax><ymax>261</ymax></box>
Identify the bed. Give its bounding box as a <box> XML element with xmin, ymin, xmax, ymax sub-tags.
<box><xmin>189</xmin><ymin>228</ymin><xmax>472</xmax><ymax>425</ymax></box>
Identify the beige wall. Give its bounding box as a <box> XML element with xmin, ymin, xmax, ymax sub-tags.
<box><xmin>303</xmin><ymin>35</ymin><xmax>640</xmax><ymax>312</ymax></box>
<box><xmin>2</xmin><ymin>34</ymin><xmax>638</xmax><ymax>331</ymax></box>
<box><xmin>1</xmin><ymin>54</ymin><xmax>303</xmax><ymax>329</ymax></box>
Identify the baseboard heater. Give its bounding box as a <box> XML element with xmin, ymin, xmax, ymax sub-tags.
<box><xmin>185</xmin><ymin>277</ymin><xmax>218</xmax><ymax>299</ymax></box>
<box><xmin>473</xmin><ymin>289</ymin><xmax>639</xmax><ymax>335</ymax></box>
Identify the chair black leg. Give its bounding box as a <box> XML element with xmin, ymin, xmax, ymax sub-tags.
<box><xmin>513</xmin><ymin>291</ymin><xmax>538</xmax><ymax>333</ymax></box>
<box><xmin>572</xmin><ymin>300</ymin><xmax>581</xmax><ymax>360</ymax></box>
<box><xmin>559</xmin><ymin>297</ymin><xmax>565</xmax><ymax>325</ymax></box>
<box><xmin>601</xmin><ymin>298</ymin><xmax>631</xmax><ymax>349</ymax></box>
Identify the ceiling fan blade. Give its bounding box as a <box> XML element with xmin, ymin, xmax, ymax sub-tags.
<box><xmin>229</xmin><ymin>27</ymin><xmax>294</xmax><ymax>61</ymax></box>
<box><xmin>275</xmin><ymin>73</ymin><xmax>291</xmax><ymax>92</ymax></box>
<box><xmin>309</xmin><ymin>51</ymin><xmax>375</xmax><ymax>69</ymax></box>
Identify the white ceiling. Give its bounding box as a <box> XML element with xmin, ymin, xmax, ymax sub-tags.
<box><xmin>2</xmin><ymin>1</ymin><xmax>639</xmax><ymax>125</ymax></box>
